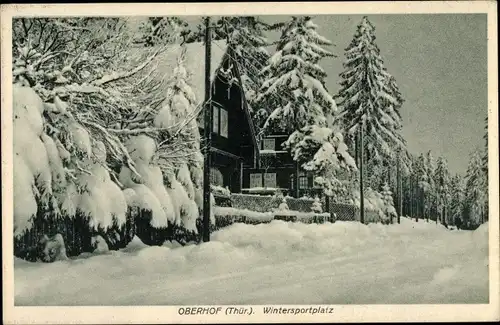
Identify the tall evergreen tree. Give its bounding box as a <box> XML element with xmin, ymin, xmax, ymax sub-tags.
<box><xmin>425</xmin><ymin>151</ymin><xmax>437</xmax><ymax>221</ymax></box>
<box><xmin>465</xmin><ymin>149</ymin><xmax>488</xmax><ymax>225</ymax></box>
<box><xmin>435</xmin><ymin>156</ymin><xmax>450</xmax><ymax>225</ymax></box>
<box><xmin>219</xmin><ymin>17</ymin><xmax>271</xmax><ymax>130</ymax></box>
<box><xmin>336</xmin><ymin>16</ymin><xmax>407</xmax><ymax>166</ymax></box>
<box><xmin>259</xmin><ymin>16</ymin><xmax>337</xmax><ymax>133</ymax></box>
<box><xmin>381</xmin><ymin>182</ymin><xmax>396</xmax><ymax>224</ymax></box>
<box><xmin>449</xmin><ymin>174</ymin><xmax>465</xmax><ymax>226</ymax></box>
<box><xmin>415</xmin><ymin>153</ymin><xmax>429</xmax><ymax>220</ymax></box>
<box><xmin>258</xmin><ymin>16</ymin><xmax>356</xmax><ymax>195</ymax></box>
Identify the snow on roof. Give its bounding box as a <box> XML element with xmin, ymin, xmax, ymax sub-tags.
<box><xmin>131</xmin><ymin>40</ymin><xmax>228</xmax><ymax>107</ymax></box>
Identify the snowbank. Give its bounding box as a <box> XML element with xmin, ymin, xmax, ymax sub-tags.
<box><xmin>14</xmin><ymin>217</ymin><xmax>489</xmax><ymax>305</ymax></box>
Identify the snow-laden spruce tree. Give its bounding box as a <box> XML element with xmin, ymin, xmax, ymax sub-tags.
<box><xmin>336</xmin><ymin>16</ymin><xmax>409</xmax><ymax>169</ymax></box>
<box><xmin>465</xmin><ymin>149</ymin><xmax>488</xmax><ymax>225</ymax></box>
<box><xmin>414</xmin><ymin>153</ymin><xmax>430</xmax><ymax>220</ymax></box>
<box><xmin>259</xmin><ymin>16</ymin><xmax>336</xmax><ymax>132</ymax></box>
<box><xmin>380</xmin><ymin>182</ymin><xmax>396</xmax><ymax>224</ymax></box>
<box><xmin>435</xmin><ymin>156</ymin><xmax>451</xmax><ymax>224</ymax></box>
<box><xmin>425</xmin><ymin>151</ymin><xmax>438</xmax><ymax>220</ymax></box>
<box><xmin>449</xmin><ymin>174</ymin><xmax>465</xmax><ymax>225</ymax></box>
<box><xmin>286</xmin><ymin>125</ymin><xmax>357</xmax><ymax>196</ymax></box>
<box><xmin>220</xmin><ymin>17</ymin><xmax>271</xmax><ymax>130</ymax></box>
<box><xmin>258</xmin><ymin>16</ymin><xmax>356</xmax><ymax>195</ymax></box>
<box><xmin>120</xmin><ymin>44</ymin><xmax>208</xmax><ymax>233</ymax></box>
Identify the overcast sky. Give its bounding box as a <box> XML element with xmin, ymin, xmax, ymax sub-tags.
<box><xmin>131</xmin><ymin>14</ymin><xmax>488</xmax><ymax>174</ymax></box>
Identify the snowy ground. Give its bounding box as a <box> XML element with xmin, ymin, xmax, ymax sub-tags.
<box><xmin>14</xmin><ymin>217</ymin><xmax>489</xmax><ymax>305</ymax></box>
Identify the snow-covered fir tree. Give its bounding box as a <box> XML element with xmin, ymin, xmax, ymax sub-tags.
<box><xmin>449</xmin><ymin>174</ymin><xmax>466</xmax><ymax>225</ymax></box>
<box><xmin>310</xmin><ymin>197</ymin><xmax>323</xmax><ymax>213</ymax></box>
<box><xmin>286</xmin><ymin>125</ymin><xmax>357</xmax><ymax>196</ymax></box>
<box><xmin>381</xmin><ymin>182</ymin><xmax>397</xmax><ymax>224</ymax></box>
<box><xmin>414</xmin><ymin>153</ymin><xmax>430</xmax><ymax>219</ymax></box>
<box><xmin>119</xmin><ymin>45</ymin><xmax>205</xmax><ymax>233</ymax></box>
<box><xmin>435</xmin><ymin>156</ymin><xmax>450</xmax><ymax>224</ymax></box>
<box><xmin>425</xmin><ymin>151</ymin><xmax>438</xmax><ymax>221</ymax></box>
<box><xmin>465</xmin><ymin>149</ymin><xmax>488</xmax><ymax>225</ymax></box>
<box><xmin>219</xmin><ymin>17</ymin><xmax>271</xmax><ymax>130</ymax></box>
<box><xmin>257</xmin><ymin>16</ymin><xmax>356</xmax><ymax>195</ymax></box>
<box><xmin>259</xmin><ymin>16</ymin><xmax>336</xmax><ymax>133</ymax></box>
<box><xmin>336</xmin><ymin>16</ymin><xmax>408</xmax><ymax>167</ymax></box>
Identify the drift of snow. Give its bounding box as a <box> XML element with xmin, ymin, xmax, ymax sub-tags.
<box><xmin>14</xmin><ymin>217</ymin><xmax>489</xmax><ymax>305</ymax></box>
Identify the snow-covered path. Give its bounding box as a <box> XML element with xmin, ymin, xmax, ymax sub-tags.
<box><xmin>14</xmin><ymin>218</ymin><xmax>489</xmax><ymax>305</ymax></box>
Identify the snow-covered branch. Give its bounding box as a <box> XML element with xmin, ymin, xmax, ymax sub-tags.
<box><xmin>93</xmin><ymin>47</ymin><xmax>166</xmax><ymax>86</ymax></box>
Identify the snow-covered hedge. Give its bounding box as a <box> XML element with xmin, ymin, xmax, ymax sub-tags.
<box><xmin>231</xmin><ymin>193</ymin><xmax>316</xmax><ymax>213</ymax></box>
<box><xmin>213</xmin><ymin>206</ymin><xmax>332</xmax><ymax>230</ymax></box>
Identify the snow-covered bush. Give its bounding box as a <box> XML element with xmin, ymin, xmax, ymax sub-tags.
<box><xmin>91</xmin><ymin>235</ymin><xmax>110</xmax><ymax>254</ymax></box>
<box><xmin>39</xmin><ymin>234</ymin><xmax>68</xmax><ymax>263</ymax></box>
<box><xmin>278</xmin><ymin>197</ymin><xmax>289</xmax><ymax>211</ymax></box>
<box><xmin>311</xmin><ymin>197</ymin><xmax>323</xmax><ymax>213</ymax></box>
<box><xmin>286</xmin><ymin>125</ymin><xmax>357</xmax><ymax>197</ymax></box>
<box><xmin>381</xmin><ymin>182</ymin><xmax>396</xmax><ymax>224</ymax></box>
<box><xmin>350</xmin><ymin>187</ymin><xmax>394</xmax><ymax>224</ymax></box>
<box><xmin>211</xmin><ymin>185</ymin><xmax>231</xmax><ymax>197</ymax></box>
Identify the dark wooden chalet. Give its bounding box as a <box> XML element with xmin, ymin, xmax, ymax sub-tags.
<box><xmin>199</xmin><ymin>42</ymin><xmax>259</xmax><ymax>193</ymax></box>
<box><xmin>153</xmin><ymin>40</ymin><xmax>258</xmax><ymax>193</ymax></box>
<box><xmin>153</xmin><ymin>41</ymin><xmax>319</xmax><ymax>198</ymax></box>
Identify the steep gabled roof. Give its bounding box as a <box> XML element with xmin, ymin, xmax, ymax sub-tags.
<box><xmin>151</xmin><ymin>40</ymin><xmax>228</xmax><ymax>106</ymax></box>
<box><xmin>130</xmin><ymin>41</ymin><xmax>259</xmax><ymax>151</ymax></box>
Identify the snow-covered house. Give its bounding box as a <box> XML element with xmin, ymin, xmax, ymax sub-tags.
<box><xmin>243</xmin><ymin>132</ymin><xmax>319</xmax><ymax>197</ymax></box>
<box><xmin>144</xmin><ymin>41</ymin><xmax>318</xmax><ymax>197</ymax></box>
<box><xmin>150</xmin><ymin>41</ymin><xmax>259</xmax><ymax>193</ymax></box>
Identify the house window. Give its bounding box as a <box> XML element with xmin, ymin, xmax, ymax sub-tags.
<box><xmin>299</xmin><ymin>176</ymin><xmax>309</xmax><ymax>189</ymax></box>
<box><xmin>211</xmin><ymin>105</ymin><xmax>228</xmax><ymax>137</ymax></box>
<box><xmin>250</xmin><ymin>173</ymin><xmax>262</xmax><ymax>188</ymax></box>
<box><xmin>263</xmin><ymin>173</ymin><xmax>276</xmax><ymax>188</ymax></box>
<box><xmin>220</xmin><ymin>108</ymin><xmax>228</xmax><ymax>138</ymax></box>
<box><xmin>212</xmin><ymin>106</ymin><xmax>219</xmax><ymax>134</ymax></box>
<box><xmin>262</xmin><ymin>138</ymin><xmax>275</xmax><ymax>151</ymax></box>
